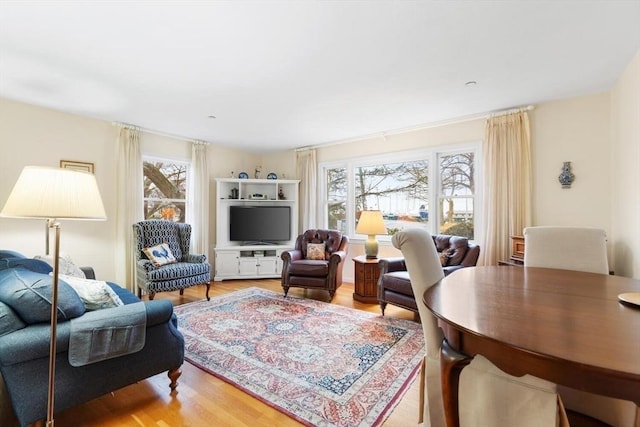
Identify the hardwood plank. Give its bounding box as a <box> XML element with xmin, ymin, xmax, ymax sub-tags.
<box><xmin>48</xmin><ymin>280</ymin><xmax>421</xmax><ymax>426</ymax></box>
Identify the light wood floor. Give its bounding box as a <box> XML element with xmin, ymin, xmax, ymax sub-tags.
<box><xmin>50</xmin><ymin>280</ymin><xmax>422</xmax><ymax>426</ymax></box>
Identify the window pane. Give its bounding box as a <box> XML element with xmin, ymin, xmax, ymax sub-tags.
<box><xmin>326</xmin><ymin>168</ymin><xmax>347</xmax><ymax>232</ymax></box>
<box><xmin>439</xmin><ymin>197</ymin><xmax>474</xmax><ymax>239</ymax></box>
<box><xmin>144</xmin><ymin>200</ymin><xmax>186</xmax><ymax>222</ymax></box>
<box><xmin>440</xmin><ymin>153</ymin><xmax>474</xmax><ymax>196</ymax></box>
<box><xmin>354</xmin><ymin>160</ymin><xmax>429</xmax><ymax>236</ymax></box>
<box><xmin>328</xmin><ymin>201</ymin><xmax>347</xmax><ymax>233</ymax></box>
<box><xmin>327</xmin><ymin>168</ymin><xmax>347</xmax><ymax>200</ymax></box>
<box><xmin>143</xmin><ymin>161</ymin><xmax>188</xmax><ymax>222</ymax></box>
<box><xmin>439</xmin><ymin>152</ymin><xmax>474</xmax><ymax>239</ymax></box>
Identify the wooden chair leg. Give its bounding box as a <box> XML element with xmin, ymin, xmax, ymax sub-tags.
<box><xmin>205</xmin><ymin>282</ymin><xmax>211</xmax><ymax>301</ymax></box>
<box><xmin>168</xmin><ymin>367</ymin><xmax>182</xmax><ymax>391</ymax></box>
<box><xmin>441</xmin><ymin>339</ymin><xmax>472</xmax><ymax>427</ymax></box>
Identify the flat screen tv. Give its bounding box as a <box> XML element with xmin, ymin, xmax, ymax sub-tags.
<box><xmin>229</xmin><ymin>205</ymin><xmax>291</xmax><ymax>244</ymax></box>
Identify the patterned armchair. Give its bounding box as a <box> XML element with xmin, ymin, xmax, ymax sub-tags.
<box><xmin>133</xmin><ymin>220</ymin><xmax>211</xmax><ymax>301</ymax></box>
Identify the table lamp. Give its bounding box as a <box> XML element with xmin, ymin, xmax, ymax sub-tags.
<box><xmin>0</xmin><ymin>166</ymin><xmax>106</xmax><ymax>426</ymax></box>
<box><xmin>356</xmin><ymin>210</ymin><xmax>386</xmax><ymax>258</ymax></box>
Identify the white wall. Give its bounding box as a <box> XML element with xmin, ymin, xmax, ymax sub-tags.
<box><xmin>2</xmin><ymin>57</ymin><xmax>637</xmax><ymax>284</ymax></box>
<box><xmin>315</xmin><ymin>92</ymin><xmax>619</xmax><ymax>281</ymax></box>
<box><xmin>0</xmin><ymin>99</ymin><xmax>118</xmax><ymax>278</ymax></box>
<box><xmin>530</xmin><ymin>93</ymin><xmax>612</xmax><ymax>230</ymax></box>
<box><xmin>0</xmin><ymin>97</ymin><xmax>262</xmax><ymax>281</ymax></box>
<box><xmin>611</xmin><ymin>51</ymin><xmax>640</xmax><ymax>279</ymax></box>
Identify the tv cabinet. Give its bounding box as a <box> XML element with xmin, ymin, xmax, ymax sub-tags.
<box><xmin>214</xmin><ymin>178</ymin><xmax>299</xmax><ymax>281</ymax></box>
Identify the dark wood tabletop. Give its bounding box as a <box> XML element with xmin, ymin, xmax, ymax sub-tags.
<box><xmin>423</xmin><ymin>266</ymin><xmax>640</xmax><ymax>406</ymax></box>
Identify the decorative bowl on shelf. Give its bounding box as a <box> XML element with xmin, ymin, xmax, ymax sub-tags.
<box><xmin>238</xmin><ymin>172</ymin><xmax>249</xmax><ymax>179</ymax></box>
<box><xmin>267</xmin><ymin>172</ymin><xmax>277</xmax><ymax>180</ymax></box>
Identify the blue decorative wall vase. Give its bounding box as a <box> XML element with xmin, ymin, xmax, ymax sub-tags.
<box><xmin>558</xmin><ymin>161</ymin><xmax>575</xmax><ymax>189</ymax></box>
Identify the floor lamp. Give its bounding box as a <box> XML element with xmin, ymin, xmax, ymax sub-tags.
<box><xmin>0</xmin><ymin>166</ymin><xmax>106</xmax><ymax>426</ymax></box>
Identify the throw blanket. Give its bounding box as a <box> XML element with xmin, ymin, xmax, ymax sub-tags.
<box><xmin>69</xmin><ymin>302</ymin><xmax>146</xmax><ymax>366</ymax></box>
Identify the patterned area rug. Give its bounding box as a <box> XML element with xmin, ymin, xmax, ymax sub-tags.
<box><xmin>174</xmin><ymin>287</ymin><xmax>424</xmax><ymax>427</ymax></box>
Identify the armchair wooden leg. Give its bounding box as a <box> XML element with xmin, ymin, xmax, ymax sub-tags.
<box><xmin>205</xmin><ymin>282</ymin><xmax>211</xmax><ymax>301</ymax></box>
<box><xmin>168</xmin><ymin>367</ymin><xmax>182</xmax><ymax>391</ymax></box>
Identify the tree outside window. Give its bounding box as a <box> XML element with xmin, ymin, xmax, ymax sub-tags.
<box><xmin>143</xmin><ymin>160</ymin><xmax>188</xmax><ymax>223</ymax></box>
<box><xmin>322</xmin><ymin>147</ymin><xmax>476</xmax><ymax>239</ymax></box>
<box><xmin>326</xmin><ymin>167</ymin><xmax>347</xmax><ymax>232</ymax></box>
<box><xmin>354</xmin><ymin>160</ymin><xmax>429</xmax><ymax>236</ymax></box>
<box><xmin>439</xmin><ymin>152</ymin><xmax>474</xmax><ymax>239</ymax></box>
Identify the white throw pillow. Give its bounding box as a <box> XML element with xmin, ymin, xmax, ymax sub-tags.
<box><xmin>35</xmin><ymin>253</ymin><xmax>86</xmax><ymax>278</ymax></box>
<box><xmin>55</xmin><ymin>273</ymin><xmax>124</xmax><ymax>311</ymax></box>
<box><xmin>143</xmin><ymin>242</ymin><xmax>177</xmax><ymax>267</ymax></box>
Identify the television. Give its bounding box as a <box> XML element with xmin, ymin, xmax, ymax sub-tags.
<box><xmin>229</xmin><ymin>205</ymin><xmax>291</xmax><ymax>244</ymax></box>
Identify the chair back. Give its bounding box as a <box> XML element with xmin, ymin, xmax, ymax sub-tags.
<box><xmin>295</xmin><ymin>229</ymin><xmax>346</xmax><ymax>260</ymax></box>
<box><xmin>133</xmin><ymin>220</ymin><xmax>191</xmax><ymax>262</ymax></box>
<box><xmin>524</xmin><ymin>226</ymin><xmax>638</xmax><ymax>426</ymax></box>
<box><xmin>392</xmin><ymin>228</ymin><xmax>446</xmax><ymax>426</ymax></box>
<box><xmin>523</xmin><ymin>226</ymin><xmax>608</xmax><ymax>274</ymax></box>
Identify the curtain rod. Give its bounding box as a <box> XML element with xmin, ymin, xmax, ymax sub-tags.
<box><xmin>295</xmin><ymin>104</ymin><xmax>535</xmax><ymax>151</ymax></box>
<box><xmin>112</xmin><ymin>122</ymin><xmax>209</xmax><ymax>145</ymax></box>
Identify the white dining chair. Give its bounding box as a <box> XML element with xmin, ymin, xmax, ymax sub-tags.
<box><xmin>524</xmin><ymin>226</ymin><xmax>639</xmax><ymax>427</ymax></box>
<box><xmin>393</xmin><ymin>228</ymin><xmax>565</xmax><ymax>427</ymax></box>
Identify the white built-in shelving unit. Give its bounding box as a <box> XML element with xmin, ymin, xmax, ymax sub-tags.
<box><xmin>214</xmin><ymin>178</ymin><xmax>299</xmax><ymax>281</ymax></box>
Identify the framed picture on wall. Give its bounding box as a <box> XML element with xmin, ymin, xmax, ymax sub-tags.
<box><xmin>60</xmin><ymin>160</ymin><xmax>94</xmax><ymax>174</ymax></box>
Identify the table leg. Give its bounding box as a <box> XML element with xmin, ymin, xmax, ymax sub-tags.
<box><xmin>441</xmin><ymin>339</ymin><xmax>473</xmax><ymax>427</ymax></box>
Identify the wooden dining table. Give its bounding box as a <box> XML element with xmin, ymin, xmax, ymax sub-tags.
<box><xmin>423</xmin><ymin>265</ymin><xmax>640</xmax><ymax>427</ymax></box>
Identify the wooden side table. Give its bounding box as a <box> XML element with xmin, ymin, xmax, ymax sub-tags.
<box><xmin>353</xmin><ymin>255</ymin><xmax>380</xmax><ymax>303</ymax></box>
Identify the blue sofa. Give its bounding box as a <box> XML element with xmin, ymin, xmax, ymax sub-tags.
<box><xmin>0</xmin><ymin>250</ymin><xmax>184</xmax><ymax>426</ymax></box>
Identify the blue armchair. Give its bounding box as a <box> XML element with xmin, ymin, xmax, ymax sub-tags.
<box><xmin>0</xmin><ymin>250</ymin><xmax>184</xmax><ymax>426</ymax></box>
<box><xmin>133</xmin><ymin>220</ymin><xmax>211</xmax><ymax>301</ymax></box>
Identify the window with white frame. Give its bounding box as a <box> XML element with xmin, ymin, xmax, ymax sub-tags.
<box><xmin>143</xmin><ymin>158</ymin><xmax>189</xmax><ymax>223</ymax></box>
<box><xmin>321</xmin><ymin>144</ymin><xmax>479</xmax><ymax>240</ymax></box>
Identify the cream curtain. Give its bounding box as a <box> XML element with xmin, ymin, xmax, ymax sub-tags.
<box><xmin>115</xmin><ymin>126</ymin><xmax>143</xmax><ymax>293</ymax></box>
<box><xmin>480</xmin><ymin>111</ymin><xmax>532</xmax><ymax>266</ymax></box>
<box><xmin>187</xmin><ymin>141</ymin><xmax>210</xmax><ymax>258</ymax></box>
<box><xmin>296</xmin><ymin>149</ymin><xmax>317</xmax><ymax>231</ymax></box>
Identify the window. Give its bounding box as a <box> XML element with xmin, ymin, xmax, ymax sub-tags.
<box><xmin>322</xmin><ymin>144</ymin><xmax>478</xmax><ymax>240</ymax></box>
<box><xmin>143</xmin><ymin>158</ymin><xmax>189</xmax><ymax>223</ymax></box>
<box><xmin>438</xmin><ymin>152</ymin><xmax>475</xmax><ymax>239</ymax></box>
<box><xmin>326</xmin><ymin>167</ymin><xmax>347</xmax><ymax>233</ymax></box>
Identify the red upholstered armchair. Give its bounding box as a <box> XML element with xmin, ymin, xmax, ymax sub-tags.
<box><xmin>280</xmin><ymin>229</ymin><xmax>349</xmax><ymax>299</ymax></box>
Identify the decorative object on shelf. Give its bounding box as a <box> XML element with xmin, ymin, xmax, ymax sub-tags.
<box><xmin>356</xmin><ymin>210</ymin><xmax>387</xmax><ymax>258</ymax></box>
<box><xmin>558</xmin><ymin>161</ymin><xmax>575</xmax><ymax>188</ymax></box>
<box><xmin>267</xmin><ymin>172</ymin><xmax>277</xmax><ymax>180</ymax></box>
<box><xmin>230</xmin><ymin>171</ymin><xmax>234</xmax><ymax>178</ymax></box>
<box><xmin>278</xmin><ymin>186</ymin><xmax>286</xmax><ymax>200</ymax></box>
<box><xmin>0</xmin><ymin>166</ymin><xmax>107</xmax><ymax>427</ymax></box>
<box><xmin>238</xmin><ymin>172</ymin><xmax>249</xmax><ymax>179</ymax></box>
<box><xmin>254</xmin><ymin>166</ymin><xmax>262</xmax><ymax>179</ymax></box>
<box><xmin>229</xmin><ymin>188</ymin><xmax>239</xmax><ymax>199</ymax></box>
<box><xmin>60</xmin><ymin>160</ymin><xmax>94</xmax><ymax>174</ymax></box>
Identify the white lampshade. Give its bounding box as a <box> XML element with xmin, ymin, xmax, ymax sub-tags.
<box><xmin>1</xmin><ymin>166</ymin><xmax>106</xmax><ymax>220</ymax></box>
<box><xmin>356</xmin><ymin>210</ymin><xmax>386</xmax><ymax>259</ymax></box>
<box><xmin>356</xmin><ymin>210</ymin><xmax>386</xmax><ymax>235</ymax></box>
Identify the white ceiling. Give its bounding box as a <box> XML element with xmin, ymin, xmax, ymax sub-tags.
<box><xmin>1</xmin><ymin>1</ymin><xmax>638</xmax><ymax>153</ymax></box>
